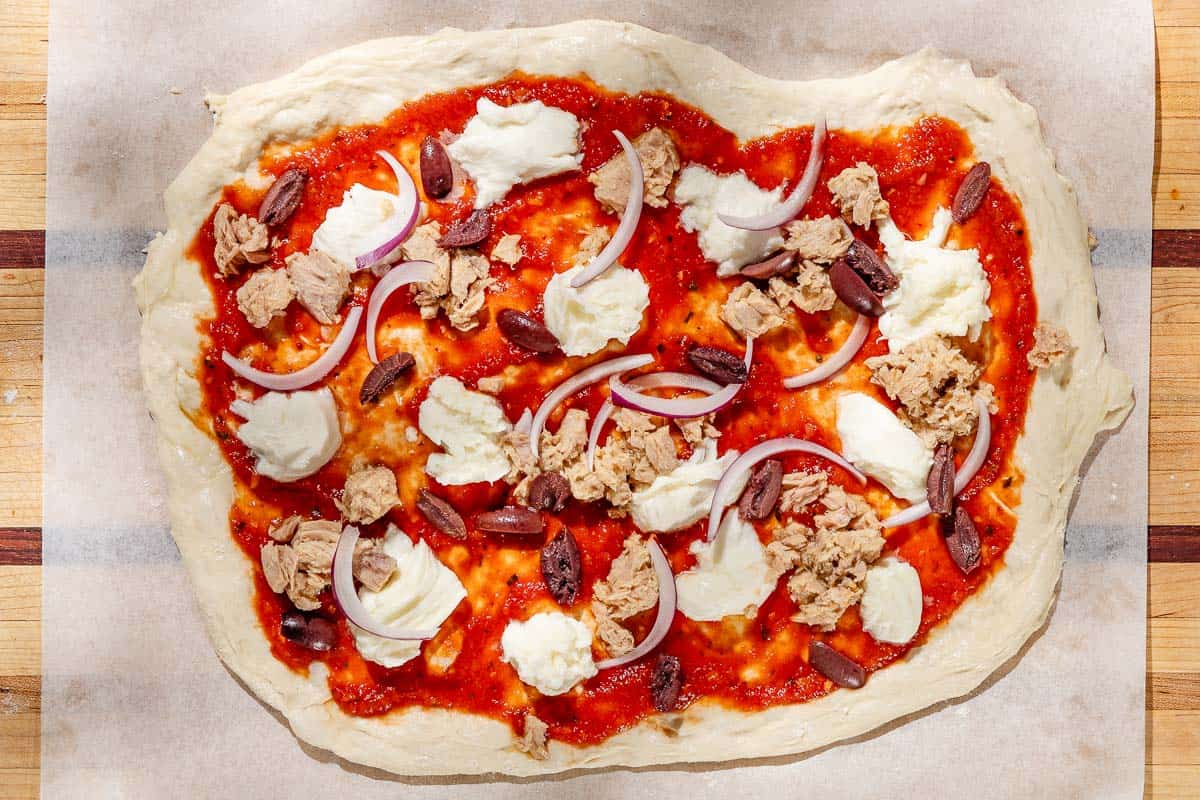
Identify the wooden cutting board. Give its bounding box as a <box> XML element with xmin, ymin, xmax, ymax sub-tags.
<box><xmin>1</xmin><ymin>2</ymin><xmax>1196</xmax><ymax>795</ymax></box>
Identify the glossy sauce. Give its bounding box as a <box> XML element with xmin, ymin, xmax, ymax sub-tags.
<box><xmin>191</xmin><ymin>74</ymin><xmax>1035</xmax><ymax>745</ymax></box>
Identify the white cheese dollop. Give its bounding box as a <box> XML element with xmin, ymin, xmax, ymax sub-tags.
<box><xmin>542</xmin><ymin>263</ymin><xmax>650</xmax><ymax>357</ymax></box>
<box><xmin>877</xmin><ymin>207</ymin><xmax>992</xmax><ymax>352</ymax></box>
<box><xmin>500</xmin><ymin>611</ymin><xmax>598</xmax><ymax>696</ymax></box>
<box><xmin>630</xmin><ymin>439</ymin><xmax>738</xmax><ymax>533</ymax></box>
<box><xmin>675</xmin><ymin>510</ymin><xmax>775</xmax><ymax>622</ymax></box>
<box><xmin>836</xmin><ymin>392</ymin><xmax>932</xmax><ymax>502</ymax></box>
<box><xmin>311</xmin><ymin>183</ymin><xmax>404</xmax><ymax>268</ymax></box>
<box><xmin>351</xmin><ymin>526</ymin><xmax>468</xmax><ymax>667</ymax></box>
<box><xmin>673</xmin><ymin>166</ymin><xmax>785</xmax><ymax>276</ymax></box>
<box><xmin>418</xmin><ymin>376</ymin><xmax>512</xmax><ymax>485</ymax></box>
<box><xmin>860</xmin><ymin>556</ymin><xmax>924</xmax><ymax>645</ymax></box>
<box><xmin>446</xmin><ymin>98</ymin><xmax>582</xmax><ymax>208</ymax></box>
<box><xmin>231</xmin><ymin>388</ymin><xmax>341</xmax><ymax>482</ymax></box>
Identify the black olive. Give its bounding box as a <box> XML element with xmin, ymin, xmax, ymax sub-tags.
<box><xmin>302</xmin><ymin>617</ymin><xmax>339</xmax><ymax>652</ymax></box>
<box><xmin>280</xmin><ymin>610</ymin><xmax>307</xmax><ymax>642</ymax></box>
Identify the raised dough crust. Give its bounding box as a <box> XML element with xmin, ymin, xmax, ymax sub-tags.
<box><xmin>134</xmin><ymin>20</ymin><xmax>1133</xmax><ymax>777</ymax></box>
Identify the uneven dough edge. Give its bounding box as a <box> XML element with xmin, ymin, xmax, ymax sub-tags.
<box><xmin>133</xmin><ymin>20</ymin><xmax>1133</xmax><ymax>777</ymax></box>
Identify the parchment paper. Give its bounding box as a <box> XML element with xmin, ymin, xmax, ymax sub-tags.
<box><xmin>42</xmin><ymin>1</ymin><xmax>1152</xmax><ymax>796</ymax></box>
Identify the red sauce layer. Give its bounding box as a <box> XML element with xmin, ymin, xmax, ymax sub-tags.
<box><xmin>190</xmin><ymin>74</ymin><xmax>1036</xmax><ymax>745</ymax></box>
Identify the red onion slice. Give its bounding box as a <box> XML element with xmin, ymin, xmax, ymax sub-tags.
<box><xmin>706</xmin><ymin>436</ymin><xmax>867</xmax><ymax>542</ymax></box>
<box><xmin>584</xmin><ymin>402</ymin><xmax>616</xmax><ymax>472</ymax></box>
<box><xmin>610</xmin><ymin>376</ymin><xmax>738</xmax><ymax>420</ymax></box>
<box><xmin>514</xmin><ymin>407</ymin><xmax>532</xmax><ymax>436</ymax></box>
<box><xmin>222</xmin><ymin>306</ymin><xmax>363</xmax><ymax>392</ymax></box>
<box><xmin>331</xmin><ymin>526</ymin><xmax>436</xmax><ymax>641</ymax></box>
<box><xmin>782</xmin><ymin>314</ymin><xmax>871</xmax><ymax>389</ymax></box>
<box><xmin>364</xmin><ymin>260</ymin><xmax>436</xmax><ymax>364</ymax></box>
<box><xmin>569</xmin><ymin>131</ymin><xmax>644</xmax><ymax>288</ymax></box>
<box><xmin>586</xmin><ymin>372</ymin><xmax>722</xmax><ymax>470</ymax></box>
<box><xmin>608</xmin><ymin>339</ymin><xmax>753</xmax><ymax>420</ymax></box>
<box><xmin>882</xmin><ymin>395</ymin><xmax>992</xmax><ymax>528</ymax></box>
<box><xmin>595</xmin><ymin>538</ymin><xmax>676</xmax><ymax>670</ymax></box>
<box><xmin>529</xmin><ymin>353</ymin><xmax>654</xmax><ymax>461</ymax></box>
<box><xmin>717</xmin><ymin>119</ymin><xmax>827</xmax><ymax>231</ymax></box>
<box><xmin>354</xmin><ymin>150</ymin><xmax>421</xmax><ymax>272</ymax></box>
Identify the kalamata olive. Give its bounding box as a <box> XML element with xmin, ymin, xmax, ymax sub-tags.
<box><xmin>739</xmin><ymin>251</ymin><xmax>795</xmax><ymax>279</ymax></box>
<box><xmin>497</xmin><ymin>309</ymin><xmax>559</xmax><ymax>353</ymax></box>
<box><xmin>529</xmin><ymin>472</ymin><xmax>571</xmax><ymax>512</ymax></box>
<box><xmin>359</xmin><ymin>351</ymin><xmax>415</xmax><ymax>404</ymax></box>
<box><xmin>540</xmin><ymin>529</ymin><xmax>582</xmax><ymax>606</ymax></box>
<box><xmin>438</xmin><ymin>208</ymin><xmax>490</xmax><ymax>248</ymax></box>
<box><xmin>301</xmin><ymin>617</ymin><xmax>338</xmax><ymax>652</ymax></box>
<box><xmin>809</xmin><ymin>641</ymin><xmax>866</xmax><ymax>689</ymax></box>
<box><xmin>416</xmin><ymin>489</ymin><xmax>467</xmax><ymax>539</ymax></box>
<box><xmin>281</xmin><ymin>611</ymin><xmax>337</xmax><ymax>653</ymax></box>
<box><xmin>650</xmin><ymin>654</ymin><xmax>684</xmax><ymax>711</ymax></box>
<box><xmin>258</xmin><ymin>168</ymin><xmax>307</xmax><ymax>227</ymax></box>
<box><xmin>420</xmin><ymin>135</ymin><xmax>453</xmax><ymax>199</ymax></box>
<box><xmin>280</xmin><ymin>610</ymin><xmax>307</xmax><ymax>642</ymax></box>
<box><xmin>946</xmin><ymin>506</ymin><xmax>982</xmax><ymax>575</ymax></box>
<box><xmin>841</xmin><ymin>239</ymin><xmax>897</xmax><ymax>294</ymax></box>
<box><xmin>829</xmin><ymin>257</ymin><xmax>885</xmax><ymax>316</ymax></box>
<box><xmin>477</xmin><ymin>506</ymin><xmax>544</xmax><ymax>535</ymax></box>
<box><xmin>952</xmin><ymin>162</ymin><xmax>991</xmax><ymax>224</ymax></box>
<box><xmin>687</xmin><ymin>345</ymin><xmax>748</xmax><ymax>385</ymax></box>
<box><xmin>926</xmin><ymin>443</ymin><xmax>955</xmax><ymax>516</ymax></box>
<box><xmin>738</xmin><ymin>459</ymin><xmax>783</xmax><ymax>520</ymax></box>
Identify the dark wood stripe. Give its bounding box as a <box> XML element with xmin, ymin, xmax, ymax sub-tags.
<box><xmin>1</xmin><ymin>524</ymin><xmax>1190</xmax><ymax>564</ymax></box>
<box><xmin>1149</xmin><ymin>672</ymin><xmax>1200</xmax><ymax>711</ymax></box>
<box><xmin>1149</xmin><ymin>525</ymin><xmax>1200</xmax><ymax>563</ymax></box>
<box><xmin>1153</xmin><ymin>229</ymin><xmax>1200</xmax><ymax>269</ymax></box>
<box><xmin>0</xmin><ymin>527</ymin><xmax>40</xmax><ymax>566</ymax></box>
<box><xmin>0</xmin><ymin>525</ymin><xmax>1163</xmax><ymax>568</ymax></box>
<box><xmin>0</xmin><ymin>230</ymin><xmax>44</xmax><ymax>269</ymax></box>
<box><xmin>0</xmin><ymin>676</ymin><xmax>40</xmax><ymax>713</ymax></box>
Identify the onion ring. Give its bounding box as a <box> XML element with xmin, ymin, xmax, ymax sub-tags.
<box><xmin>364</xmin><ymin>260</ymin><xmax>436</xmax><ymax>364</ymax></box>
<box><xmin>608</xmin><ymin>339</ymin><xmax>753</xmax><ymax>420</ymax></box>
<box><xmin>586</xmin><ymin>372</ymin><xmax>722</xmax><ymax>470</ymax></box>
<box><xmin>529</xmin><ymin>353</ymin><xmax>654</xmax><ymax>461</ymax></box>
<box><xmin>881</xmin><ymin>395</ymin><xmax>992</xmax><ymax>528</ymax></box>
<box><xmin>610</xmin><ymin>377</ymin><xmax>737</xmax><ymax>419</ymax></box>
<box><xmin>354</xmin><ymin>150</ymin><xmax>421</xmax><ymax>272</ymax></box>
<box><xmin>569</xmin><ymin>131</ymin><xmax>644</xmax><ymax>288</ymax></box>
<box><xmin>594</xmin><ymin>538</ymin><xmax>676</xmax><ymax>670</ymax></box>
<box><xmin>706</xmin><ymin>435</ymin><xmax>867</xmax><ymax>542</ymax></box>
<box><xmin>222</xmin><ymin>306</ymin><xmax>362</xmax><ymax>392</ymax></box>
<box><xmin>782</xmin><ymin>314</ymin><xmax>871</xmax><ymax>389</ymax></box>
<box><xmin>331</xmin><ymin>526</ymin><xmax>437</xmax><ymax>640</ymax></box>
<box><xmin>717</xmin><ymin>119</ymin><xmax>827</xmax><ymax>231</ymax></box>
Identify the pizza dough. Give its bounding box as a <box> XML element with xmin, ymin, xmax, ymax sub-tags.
<box><xmin>134</xmin><ymin>20</ymin><xmax>1132</xmax><ymax>776</ymax></box>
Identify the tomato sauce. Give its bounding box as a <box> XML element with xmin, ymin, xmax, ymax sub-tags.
<box><xmin>190</xmin><ymin>73</ymin><xmax>1035</xmax><ymax>745</ymax></box>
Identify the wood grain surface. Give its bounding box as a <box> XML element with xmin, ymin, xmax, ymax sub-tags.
<box><xmin>0</xmin><ymin>1</ymin><xmax>1195</xmax><ymax>795</ymax></box>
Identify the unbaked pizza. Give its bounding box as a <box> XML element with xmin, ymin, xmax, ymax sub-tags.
<box><xmin>135</xmin><ymin>22</ymin><xmax>1131</xmax><ymax>776</ymax></box>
